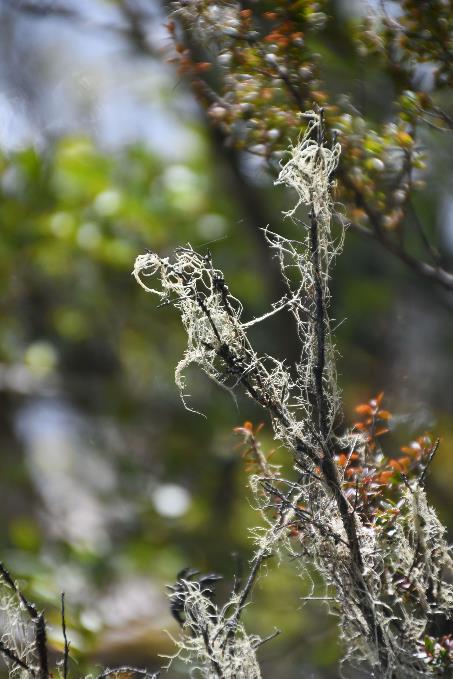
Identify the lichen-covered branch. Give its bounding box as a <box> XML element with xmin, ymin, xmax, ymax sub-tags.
<box><xmin>0</xmin><ymin>564</ymin><xmax>160</xmax><ymax>679</ymax></box>
<box><xmin>165</xmin><ymin>569</ymin><xmax>262</xmax><ymax>678</ymax></box>
<box><xmin>134</xmin><ymin>111</ymin><xmax>453</xmax><ymax>677</ymax></box>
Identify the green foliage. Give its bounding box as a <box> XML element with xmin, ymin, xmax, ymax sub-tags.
<box><xmin>171</xmin><ymin>0</ymin><xmax>453</xmax><ymax>293</ymax></box>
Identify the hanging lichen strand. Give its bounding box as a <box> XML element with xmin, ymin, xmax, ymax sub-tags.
<box><xmin>134</xmin><ymin>111</ymin><xmax>453</xmax><ymax>678</ymax></box>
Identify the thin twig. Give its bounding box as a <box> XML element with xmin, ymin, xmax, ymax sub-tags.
<box><xmin>232</xmin><ymin>548</ymin><xmax>272</xmax><ymax>625</ymax></box>
<box><xmin>345</xmin><ymin>194</ymin><xmax>453</xmax><ymax>293</ymax></box>
<box><xmin>252</xmin><ymin>628</ymin><xmax>280</xmax><ymax>648</ymax></box>
<box><xmin>61</xmin><ymin>593</ymin><xmax>70</xmax><ymax>679</ymax></box>
<box><xmin>419</xmin><ymin>438</ymin><xmax>440</xmax><ymax>487</ymax></box>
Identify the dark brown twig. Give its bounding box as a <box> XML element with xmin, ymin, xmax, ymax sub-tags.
<box><xmin>253</xmin><ymin>628</ymin><xmax>280</xmax><ymax>648</ymax></box>
<box><xmin>419</xmin><ymin>438</ymin><xmax>440</xmax><ymax>487</ymax></box>
<box><xmin>60</xmin><ymin>593</ymin><xmax>70</xmax><ymax>679</ymax></box>
<box><xmin>336</xmin><ymin>158</ymin><xmax>453</xmax><ymax>295</ymax></box>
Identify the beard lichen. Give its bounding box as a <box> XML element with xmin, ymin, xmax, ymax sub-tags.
<box><xmin>134</xmin><ymin>110</ymin><xmax>453</xmax><ymax>677</ymax></box>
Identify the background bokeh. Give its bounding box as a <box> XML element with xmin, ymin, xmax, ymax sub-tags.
<box><xmin>1</xmin><ymin>1</ymin><xmax>453</xmax><ymax>677</ymax></box>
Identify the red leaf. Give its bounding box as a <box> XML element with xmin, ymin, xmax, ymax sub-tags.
<box><xmin>355</xmin><ymin>404</ymin><xmax>373</xmax><ymax>415</ymax></box>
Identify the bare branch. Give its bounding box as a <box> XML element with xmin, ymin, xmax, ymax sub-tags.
<box><xmin>60</xmin><ymin>593</ymin><xmax>69</xmax><ymax>679</ymax></box>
